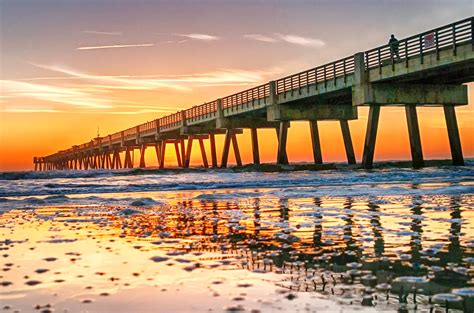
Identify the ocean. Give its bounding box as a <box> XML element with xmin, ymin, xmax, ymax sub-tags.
<box><xmin>0</xmin><ymin>161</ymin><xmax>473</xmax><ymax>312</ymax></box>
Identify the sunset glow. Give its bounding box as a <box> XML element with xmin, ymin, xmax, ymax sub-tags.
<box><xmin>1</xmin><ymin>1</ymin><xmax>473</xmax><ymax>171</ymax></box>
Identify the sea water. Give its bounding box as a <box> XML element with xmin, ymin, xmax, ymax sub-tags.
<box><xmin>0</xmin><ymin>162</ymin><xmax>473</xmax><ymax>312</ymax></box>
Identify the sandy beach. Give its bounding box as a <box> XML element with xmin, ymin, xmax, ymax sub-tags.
<box><xmin>1</xmin><ymin>165</ymin><xmax>473</xmax><ymax>312</ymax></box>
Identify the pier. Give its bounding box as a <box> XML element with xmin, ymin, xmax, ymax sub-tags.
<box><xmin>34</xmin><ymin>17</ymin><xmax>474</xmax><ymax>171</ymax></box>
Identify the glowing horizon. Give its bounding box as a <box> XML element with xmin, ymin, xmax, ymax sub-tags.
<box><xmin>1</xmin><ymin>1</ymin><xmax>473</xmax><ymax>171</ymax></box>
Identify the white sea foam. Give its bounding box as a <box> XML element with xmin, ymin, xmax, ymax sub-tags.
<box><xmin>0</xmin><ymin>162</ymin><xmax>472</xmax><ymax>211</ymax></box>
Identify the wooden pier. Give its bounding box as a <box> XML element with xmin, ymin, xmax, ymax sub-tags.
<box><xmin>34</xmin><ymin>17</ymin><xmax>474</xmax><ymax>171</ymax></box>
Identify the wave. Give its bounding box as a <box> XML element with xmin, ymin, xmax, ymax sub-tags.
<box><xmin>0</xmin><ymin>161</ymin><xmax>472</xmax><ymax>201</ymax></box>
<box><xmin>1</xmin><ymin>183</ymin><xmax>472</xmax><ymax>213</ymax></box>
<box><xmin>1</xmin><ymin>158</ymin><xmax>472</xmax><ymax>181</ymax></box>
<box><xmin>0</xmin><ymin>195</ymin><xmax>166</xmax><ymax>212</ymax></box>
<box><xmin>0</xmin><ymin>167</ymin><xmax>222</xmax><ymax>181</ymax></box>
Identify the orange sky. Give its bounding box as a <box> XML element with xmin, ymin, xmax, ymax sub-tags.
<box><xmin>0</xmin><ymin>1</ymin><xmax>473</xmax><ymax>171</ymax></box>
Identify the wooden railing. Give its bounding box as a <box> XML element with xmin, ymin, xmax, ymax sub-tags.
<box><xmin>78</xmin><ymin>143</ymin><xmax>89</xmax><ymax>149</ymax></box>
<box><xmin>110</xmin><ymin>132</ymin><xmax>122</xmax><ymax>141</ymax></box>
<box><xmin>185</xmin><ymin>100</ymin><xmax>218</xmax><ymax>120</ymax></box>
<box><xmin>222</xmin><ymin>83</ymin><xmax>270</xmax><ymax>109</ymax></box>
<box><xmin>123</xmin><ymin>126</ymin><xmax>137</xmax><ymax>137</ymax></box>
<box><xmin>138</xmin><ymin>120</ymin><xmax>157</xmax><ymax>133</ymax></box>
<box><xmin>45</xmin><ymin>17</ymin><xmax>473</xmax><ymax>159</ymax></box>
<box><xmin>276</xmin><ymin>56</ymin><xmax>355</xmax><ymax>95</ymax></box>
<box><xmin>364</xmin><ymin>17</ymin><xmax>473</xmax><ymax>71</ymax></box>
<box><xmin>159</xmin><ymin>111</ymin><xmax>182</xmax><ymax>130</ymax></box>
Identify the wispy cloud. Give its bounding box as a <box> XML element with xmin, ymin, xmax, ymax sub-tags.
<box><xmin>2</xmin><ymin>107</ymin><xmax>63</xmax><ymax>113</ymax></box>
<box><xmin>116</xmin><ymin>105</ymin><xmax>179</xmax><ymax>112</ymax></box>
<box><xmin>105</xmin><ymin>109</ymin><xmax>179</xmax><ymax>115</ymax></box>
<box><xmin>0</xmin><ymin>80</ymin><xmax>112</xmax><ymax>109</ymax></box>
<box><xmin>82</xmin><ymin>30</ymin><xmax>122</xmax><ymax>36</ymax></box>
<box><xmin>244</xmin><ymin>33</ymin><xmax>326</xmax><ymax>48</ymax></box>
<box><xmin>277</xmin><ymin>34</ymin><xmax>326</xmax><ymax>47</ymax></box>
<box><xmin>31</xmin><ymin>64</ymin><xmax>191</xmax><ymax>92</ymax></box>
<box><xmin>29</xmin><ymin>63</ymin><xmax>281</xmax><ymax>91</ymax></box>
<box><xmin>243</xmin><ymin>34</ymin><xmax>277</xmax><ymax>43</ymax></box>
<box><xmin>1</xmin><ymin>63</ymin><xmax>283</xmax><ymax>113</ymax></box>
<box><xmin>175</xmin><ymin>33</ymin><xmax>219</xmax><ymax>41</ymax></box>
<box><xmin>77</xmin><ymin>43</ymin><xmax>154</xmax><ymax>50</ymax></box>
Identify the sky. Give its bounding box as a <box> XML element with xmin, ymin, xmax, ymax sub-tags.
<box><xmin>0</xmin><ymin>0</ymin><xmax>473</xmax><ymax>171</ymax></box>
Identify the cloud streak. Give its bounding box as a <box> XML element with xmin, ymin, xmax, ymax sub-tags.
<box><xmin>29</xmin><ymin>63</ymin><xmax>282</xmax><ymax>91</ymax></box>
<box><xmin>244</xmin><ymin>33</ymin><xmax>326</xmax><ymax>48</ymax></box>
<box><xmin>0</xmin><ymin>80</ymin><xmax>112</xmax><ymax>109</ymax></box>
<box><xmin>2</xmin><ymin>107</ymin><xmax>63</xmax><ymax>113</ymax></box>
<box><xmin>105</xmin><ymin>109</ymin><xmax>180</xmax><ymax>115</ymax></box>
<box><xmin>243</xmin><ymin>34</ymin><xmax>277</xmax><ymax>43</ymax></box>
<box><xmin>82</xmin><ymin>30</ymin><xmax>122</xmax><ymax>36</ymax></box>
<box><xmin>2</xmin><ymin>63</ymin><xmax>282</xmax><ymax>113</ymax></box>
<box><xmin>77</xmin><ymin>43</ymin><xmax>154</xmax><ymax>50</ymax></box>
<box><xmin>175</xmin><ymin>33</ymin><xmax>219</xmax><ymax>41</ymax></box>
<box><xmin>277</xmin><ymin>34</ymin><xmax>326</xmax><ymax>47</ymax></box>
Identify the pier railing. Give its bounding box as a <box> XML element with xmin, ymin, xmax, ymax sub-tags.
<box><xmin>138</xmin><ymin>120</ymin><xmax>157</xmax><ymax>134</ymax></box>
<box><xmin>159</xmin><ymin>111</ymin><xmax>182</xmax><ymax>131</ymax></box>
<box><xmin>276</xmin><ymin>56</ymin><xmax>355</xmax><ymax>95</ymax></box>
<box><xmin>43</xmin><ymin>17</ymin><xmax>473</xmax><ymax>160</ymax></box>
<box><xmin>110</xmin><ymin>132</ymin><xmax>122</xmax><ymax>141</ymax></box>
<box><xmin>222</xmin><ymin>83</ymin><xmax>270</xmax><ymax>111</ymax></box>
<box><xmin>185</xmin><ymin>100</ymin><xmax>218</xmax><ymax>124</ymax></box>
<box><xmin>123</xmin><ymin>126</ymin><xmax>137</xmax><ymax>138</ymax></box>
<box><xmin>365</xmin><ymin>17</ymin><xmax>473</xmax><ymax>71</ymax></box>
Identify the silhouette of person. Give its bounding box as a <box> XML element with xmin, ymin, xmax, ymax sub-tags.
<box><xmin>388</xmin><ymin>34</ymin><xmax>400</xmax><ymax>60</ymax></box>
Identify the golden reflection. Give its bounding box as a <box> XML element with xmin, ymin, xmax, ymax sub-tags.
<box><xmin>0</xmin><ymin>192</ymin><xmax>473</xmax><ymax>312</ymax></box>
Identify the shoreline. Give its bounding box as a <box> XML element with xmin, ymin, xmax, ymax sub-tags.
<box><xmin>1</xmin><ymin>158</ymin><xmax>472</xmax><ymax>178</ymax></box>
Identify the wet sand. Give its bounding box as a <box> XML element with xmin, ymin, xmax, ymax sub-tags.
<box><xmin>1</xmin><ymin>188</ymin><xmax>473</xmax><ymax>312</ymax></box>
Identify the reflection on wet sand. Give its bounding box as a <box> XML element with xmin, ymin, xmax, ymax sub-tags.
<box><xmin>0</xmin><ymin>191</ymin><xmax>473</xmax><ymax>312</ymax></box>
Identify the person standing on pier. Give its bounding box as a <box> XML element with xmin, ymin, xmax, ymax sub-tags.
<box><xmin>388</xmin><ymin>34</ymin><xmax>400</xmax><ymax>60</ymax></box>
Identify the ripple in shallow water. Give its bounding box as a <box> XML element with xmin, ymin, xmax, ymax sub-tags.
<box><xmin>0</xmin><ymin>191</ymin><xmax>472</xmax><ymax>312</ymax></box>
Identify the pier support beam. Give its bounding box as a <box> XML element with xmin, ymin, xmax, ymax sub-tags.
<box><xmin>309</xmin><ymin>120</ymin><xmax>322</xmax><ymax>164</ymax></box>
<box><xmin>179</xmin><ymin>136</ymin><xmax>210</xmax><ymax>168</ymax></box>
<box><xmin>209</xmin><ymin>134</ymin><xmax>218</xmax><ymax>168</ymax></box>
<box><xmin>158</xmin><ymin>139</ymin><xmax>185</xmax><ymax>169</ymax></box>
<box><xmin>443</xmin><ymin>105</ymin><xmax>464</xmax><ymax>166</ymax></box>
<box><xmin>111</xmin><ymin>150</ymin><xmax>121</xmax><ymax>169</ymax></box>
<box><xmin>340</xmin><ymin>120</ymin><xmax>356</xmax><ymax>165</ymax></box>
<box><xmin>362</xmin><ymin>105</ymin><xmax>380</xmax><ymax>169</ymax></box>
<box><xmin>180</xmin><ymin>139</ymin><xmax>186</xmax><ymax>166</ymax></box>
<box><xmin>155</xmin><ymin>143</ymin><xmax>161</xmax><ymax>167</ymax></box>
<box><xmin>250</xmin><ymin>128</ymin><xmax>260</xmax><ymax>165</ymax></box>
<box><xmin>124</xmin><ymin>148</ymin><xmax>133</xmax><ymax>169</ymax></box>
<box><xmin>100</xmin><ymin>154</ymin><xmax>106</xmax><ymax>169</ymax></box>
<box><xmin>111</xmin><ymin>153</ymin><xmax>116</xmax><ymax>169</ymax></box>
<box><xmin>198</xmin><ymin>138</ymin><xmax>209</xmax><ymax>168</ymax></box>
<box><xmin>139</xmin><ymin>145</ymin><xmax>146</xmax><ymax>168</ymax></box>
<box><xmin>104</xmin><ymin>153</ymin><xmax>110</xmax><ymax>169</ymax></box>
<box><xmin>174</xmin><ymin>141</ymin><xmax>182</xmax><ymax>167</ymax></box>
<box><xmin>221</xmin><ymin>129</ymin><xmax>242</xmax><ymax>168</ymax></box>
<box><xmin>277</xmin><ymin>122</ymin><xmax>289</xmax><ymax>165</ymax></box>
<box><xmin>184</xmin><ymin>138</ymin><xmax>193</xmax><ymax>168</ymax></box>
<box><xmin>221</xmin><ymin>130</ymin><xmax>232</xmax><ymax>168</ymax></box>
<box><xmin>405</xmin><ymin>105</ymin><xmax>424</xmax><ymax>168</ymax></box>
<box><xmin>231</xmin><ymin>132</ymin><xmax>242</xmax><ymax>167</ymax></box>
<box><xmin>159</xmin><ymin>141</ymin><xmax>166</xmax><ymax>169</ymax></box>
